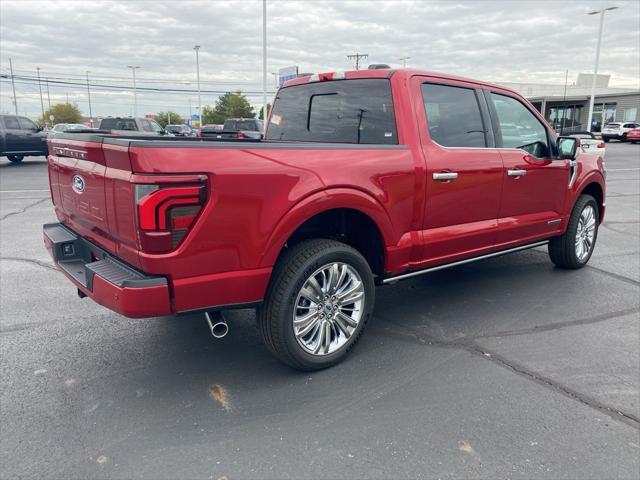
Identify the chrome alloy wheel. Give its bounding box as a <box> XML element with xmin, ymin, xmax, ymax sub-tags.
<box><xmin>293</xmin><ymin>262</ymin><xmax>365</xmax><ymax>356</ymax></box>
<box><xmin>575</xmin><ymin>205</ymin><xmax>596</xmax><ymax>261</ymax></box>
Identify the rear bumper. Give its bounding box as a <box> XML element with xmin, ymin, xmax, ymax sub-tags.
<box><xmin>43</xmin><ymin>223</ymin><xmax>172</xmax><ymax>318</ymax></box>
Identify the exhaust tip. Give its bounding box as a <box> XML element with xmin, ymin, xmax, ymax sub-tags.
<box><xmin>205</xmin><ymin>311</ymin><xmax>229</xmax><ymax>339</ymax></box>
<box><xmin>211</xmin><ymin>321</ymin><xmax>229</xmax><ymax>338</ymax></box>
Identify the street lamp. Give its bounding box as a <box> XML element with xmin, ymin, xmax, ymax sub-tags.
<box><xmin>585</xmin><ymin>6</ymin><xmax>618</xmax><ymax>132</ymax></box>
<box><xmin>127</xmin><ymin>65</ymin><xmax>141</xmax><ymax>117</ymax></box>
<box><xmin>86</xmin><ymin>71</ymin><xmax>93</xmax><ymax>127</ymax></box>
<box><xmin>400</xmin><ymin>56</ymin><xmax>411</xmax><ymax>68</ymax></box>
<box><xmin>193</xmin><ymin>45</ymin><xmax>202</xmax><ymax>131</ymax></box>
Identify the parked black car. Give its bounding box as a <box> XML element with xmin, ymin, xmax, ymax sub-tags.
<box><xmin>0</xmin><ymin>114</ymin><xmax>48</xmax><ymax>163</ymax></box>
<box><xmin>201</xmin><ymin>118</ymin><xmax>263</xmax><ymax>140</ymax></box>
<box><xmin>165</xmin><ymin>124</ymin><xmax>193</xmax><ymax>136</ymax></box>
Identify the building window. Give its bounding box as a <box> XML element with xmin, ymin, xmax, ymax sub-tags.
<box><xmin>547</xmin><ymin>104</ymin><xmax>584</xmax><ymax>133</ymax></box>
<box><xmin>591</xmin><ymin>103</ymin><xmax>617</xmax><ymax>132</ymax></box>
<box><xmin>624</xmin><ymin>107</ymin><xmax>638</xmax><ymax>122</ymax></box>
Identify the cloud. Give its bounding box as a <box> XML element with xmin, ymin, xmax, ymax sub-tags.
<box><xmin>1</xmin><ymin>0</ymin><xmax>638</xmax><ymax>118</ymax></box>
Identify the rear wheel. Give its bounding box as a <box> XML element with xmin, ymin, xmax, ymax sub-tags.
<box><xmin>621</xmin><ymin>133</ymin><xmax>628</xmax><ymax>142</ymax></box>
<box><xmin>7</xmin><ymin>155</ymin><xmax>24</xmax><ymax>163</ymax></box>
<box><xmin>257</xmin><ymin>239</ymin><xmax>375</xmax><ymax>371</ymax></box>
<box><xmin>548</xmin><ymin>195</ymin><xmax>599</xmax><ymax>269</ymax></box>
<box><xmin>603</xmin><ymin>137</ymin><xmax>610</xmax><ymax>143</ymax></box>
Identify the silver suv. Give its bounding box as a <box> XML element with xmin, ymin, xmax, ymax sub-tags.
<box><xmin>601</xmin><ymin>122</ymin><xmax>640</xmax><ymax>142</ymax></box>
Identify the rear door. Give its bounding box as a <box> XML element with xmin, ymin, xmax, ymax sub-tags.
<box><xmin>486</xmin><ymin>90</ymin><xmax>569</xmax><ymax>245</ymax></box>
<box><xmin>414</xmin><ymin>78</ymin><xmax>504</xmax><ymax>263</ymax></box>
<box><xmin>3</xmin><ymin>115</ymin><xmax>25</xmax><ymax>152</ymax></box>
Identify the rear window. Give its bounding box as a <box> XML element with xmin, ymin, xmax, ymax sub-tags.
<box><xmin>100</xmin><ymin>118</ymin><xmax>138</xmax><ymax>131</ymax></box>
<box><xmin>266</xmin><ymin>79</ymin><xmax>397</xmax><ymax>144</ymax></box>
<box><xmin>224</xmin><ymin>119</ymin><xmax>261</xmax><ymax>131</ymax></box>
<box><xmin>605</xmin><ymin>123</ymin><xmax>620</xmax><ymax>128</ymax></box>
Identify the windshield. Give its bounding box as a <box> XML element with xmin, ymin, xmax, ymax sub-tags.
<box><xmin>266</xmin><ymin>78</ymin><xmax>397</xmax><ymax>144</ymax></box>
<box><xmin>100</xmin><ymin>118</ymin><xmax>137</xmax><ymax>130</ymax></box>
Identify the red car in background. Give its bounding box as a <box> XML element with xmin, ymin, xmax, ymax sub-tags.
<box><xmin>43</xmin><ymin>68</ymin><xmax>606</xmax><ymax>370</ymax></box>
<box><xmin>626</xmin><ymin>128</ymin><xmax>640</xmax><ymax>144</ymax></box>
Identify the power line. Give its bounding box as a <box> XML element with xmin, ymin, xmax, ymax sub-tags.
<box><xmin>0</xmin><ymin>76</ymin><xmax>276</xmax><ymax>96</ymax></box>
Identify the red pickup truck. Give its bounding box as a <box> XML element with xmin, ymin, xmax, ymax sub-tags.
<box><xmin>43</xmin><ymin>68</ymin><xmax>606</xmax><ymax>370</ymax></box>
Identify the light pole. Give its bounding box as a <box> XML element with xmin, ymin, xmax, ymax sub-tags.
<box><xmin>194</xmin><ymin>45</ymin><xmax>202</xmax><ymax>130</ymax></box>
<box><xmin>86</xmin><ymin>71</ymin><xmax>93</xmax><ymax>127</ymax></box>
<box><xmin>262</xmin><ymin>0</ymin><xmax>268</xmax><ymax>128</ymax></box>
<box><xmin>400</xmin><ymin>56</ymin><xmax>411</xmax><ymax>68</ymax></box>
<box><xmin>127</xmin><ymin>65</ymin><xmax>141</xmax><ymax>117</ymax></box>
<box><xmin>9</xmin><ymin>58</ymin><xmax>18</xmax><ymax>115</ymax></box>
<box><xmin>36</xmin><ymin>67</ymin><xmax>45</xmax><ymax>121</ymax></box>
<box><xmin>585</xmin><ymin>6</ymin><xmax>618</xmax><ymax>132</ymax></box>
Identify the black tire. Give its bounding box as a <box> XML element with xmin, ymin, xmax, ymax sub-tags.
<box><xmin>257</xmin><ymin>239</ymin><xmax>375</xmax><ymax>371</ymax></box>
<box><xmin>548</xmin><ymin>194</ymin><xmax>599</xmax><ymax>269</ymax></box>
<box><xmin>603</xmin><ymin>137</ymin><xmax>609</xmax><ymax>143</ymax></box>
<box><xmin>632</xmin><ymin>141</ymin><xmax>638</xmax><ymax>144</ymax></box>
<box><xmin>7</xmin><ymin>155</ymin><xmax>24</xmax><ymax>163</ymax></box>
<box><xmin>621</xmin><ymin>134</ymin><xmax>628</xmax><ymax>142</ymax></box>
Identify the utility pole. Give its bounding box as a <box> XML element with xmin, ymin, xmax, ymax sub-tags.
<box><xmin>127</xmin><ymin>65</ymin><xmax>140</xmax><ymax>117</ymax></box>
<box><xmin>86</xmin><ymin>71</ymin><xmax>93</xmax><ymax>127</ymax></box>
<box><xmin>36</xmin><ymin>67</ymin><xmax>46</xmax><ymax>120</ymax></box>
<box><xmin>347</xmin><ymin>53</ymin><xmax>368</xmax><ymax>70</ymax></box>
<box><xmin>193</xmin><ymin>46</ymin><xmax>202</xmax><ymax>130</ymax></box>
<box><xmin>262</xmin><ymin>0</ymin><xmax>268</xmax><ymax>127</ymax></box>
<box><xmin>586</xmin><ymin>6</ymin><xmax>619</xmax><ymax>132</ymax></box>
<box><xmin>400</xmin><ymin>56</ymin><xmax>411</xmax><ymax>68</ymax></box>
<box><xmin>46</xmin><ymin>78</ymin><xmax>51</xmax><ymax>109</ymax></box>
<box><xmin>8</xmin><ymin>58</ymin><xmax>18</xmax><ymax>115</ymax></box>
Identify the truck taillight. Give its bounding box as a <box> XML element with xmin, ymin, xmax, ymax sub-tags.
<box><xmin>134</xmin><ymin>183</ymin><xmax>206</xmax><ymax>253</ymax></box>
<box><xmin>597</xmin><ymin>142</ymin><xmax>605</xmax><ymax>148</ymax></box>
<box><xmin>236</xmin><ymin>131</ymin><xmax>245</xmax><ymax>139</ymax></box>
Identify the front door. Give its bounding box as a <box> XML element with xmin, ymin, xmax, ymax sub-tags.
<box><xmin>486</xmin><ymin>91</ymin><xmax>570</xmax><ymax>246</ymax></box>
<box><xmin>415</xmin><ymin>79</ymin><xmax>504</xmax><ymax>266</ymax></box>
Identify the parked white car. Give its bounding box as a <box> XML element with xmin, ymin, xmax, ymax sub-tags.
<box><xmin>601</xmin><ymin>122</ymin><xmax>640</xmax><ymax>142</ymax></box>
<box><xmin>569</xmin><ymin>132</ymin><xmax>606</xmax><ymax>156</ymax></box>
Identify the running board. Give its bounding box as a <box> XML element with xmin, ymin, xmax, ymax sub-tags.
<box><xmin>381</xmin><ymin>241</ymin><xmax>548</xmax><ymax>284</ymax></box>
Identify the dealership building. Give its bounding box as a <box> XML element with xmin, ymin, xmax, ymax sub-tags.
<box><xmin>498</xmin><ymin>73</ymin><xmax>640</xmax><ymax>133</ymax></box>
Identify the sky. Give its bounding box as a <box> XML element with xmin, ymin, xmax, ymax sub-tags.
<box><xmin>1</xmin><ymin>0</ymin><xmax>639</xmax><ymax>120</ymax></box>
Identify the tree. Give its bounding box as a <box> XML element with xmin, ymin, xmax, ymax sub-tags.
<box><xmin>201</xmin><ymin>104</ymin><xmax>222</xmax><ymax>125</ymax></box>
<box><xmin>154</xmin><ymin>111</ymin><xmax>184</xmax><ymax>128</ymax></box>
<box><xmin>40</xmin><ymin>103</ymin><xmax>82</xmax><ymax>126</ymax></box>
<box><xmin>258</xmin><ymin>104</ymin><xmax>271</xmax><ymax>120</ymax></box>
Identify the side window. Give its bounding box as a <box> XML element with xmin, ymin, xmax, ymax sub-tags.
<box><xmin>4</xmin><ymin>116</ymin><xmax>21</xmax><ymax>129</ymax></box>
<box><xmin>149</xmin><ymin>121</ymin><xmax>163</xmax><ymax>133</ymax></box>
<box><xmin>490</xmin><ymin>93</ymin><xmax>549</xmax><ymax>157</ymax></box>
<box><xmin>18</xmin><ymin>117</ymin><xmax>38</xmax><ymax>131</ymax></box>
<box><xmin>421</xmin><ymin>83</ymin><xmax>486</xmax><ymax>148</ymax></box>
<box><xmin>141</xmin><ymin>120</ymin><xmax>152</xmax><ymax>132</ymax></box>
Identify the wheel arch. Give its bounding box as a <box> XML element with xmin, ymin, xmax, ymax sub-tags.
<box><xmin>260</xmin><ymin>188</ymin><xmax>395</xmax><ymax>276</ymax></box>
<box><xmin>576</xmin><ymin>177</ymin><xmax>605</xmax><ymax>223</ymax></box>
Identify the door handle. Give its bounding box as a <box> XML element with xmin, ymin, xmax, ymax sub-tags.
<box><xmin>433</xmin><ymin>172</ymin><xmax>458</xmax><ymax>181</ymax></box>
<box><xmin>507</xmin><ymin>169</ymin><xmax>527</xmax><ymax>178</ymax></box>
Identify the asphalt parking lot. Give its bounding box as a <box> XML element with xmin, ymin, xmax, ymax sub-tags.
<box><xmin>1</xmin><ymin>143</ymin><xmax>639</xmax><ymax>479</ymax></box>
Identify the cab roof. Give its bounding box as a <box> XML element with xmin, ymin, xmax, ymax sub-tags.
<box><xmin>282</xmin><ymin>68</ymin><xmax>519</xmax><ymax>96</ymax></box>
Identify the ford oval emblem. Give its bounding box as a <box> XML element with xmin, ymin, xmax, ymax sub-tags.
<box><xmin>72</xmin><ymin>175</ymin><xmax>85</xmax><ymax>194</ymax></box>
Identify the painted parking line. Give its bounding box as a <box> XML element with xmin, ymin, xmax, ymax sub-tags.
<box><xmin>606</xmin><ymin>168</ymin><xmax>640</xmax><ymax>171</ymax></box>
<box><xmin>0</xmin><ymin>189</ymin><xmax>50</xmax><ymax>193</ymax></box>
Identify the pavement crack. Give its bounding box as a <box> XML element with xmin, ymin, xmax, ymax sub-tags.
<box><xmin>374</xmin><ymin>315</ymin><xmax>640</xmax><ymax>429</ymax></box>
<box><xmin>475</xmin><ymin>307</ymin><xmax>640</xmax><ymax>339</ymax></box>
<box><xmin>0</xmin><ymin>256</ymin><xmax>57</xmax><ymax>271</ymax></box>
<box><xmin>585</xmin><ymin>264</ymin><xmax>640</xmax><ymax>287</ymax></box>
<box><xmin>464</xmin><ymin>343</ymin><xmax>640</xmax><ymax>429</ymax></box>
<box><xmin>0</xmin><ymin>197</ymin><xmax>49</xmax><ymax>221</ymax></box>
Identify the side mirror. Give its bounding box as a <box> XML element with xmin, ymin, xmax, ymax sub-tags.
<box><xmin>558</xmin><ymin>136</ymin><xmax>579</xmax><ymax>160</ymax></box>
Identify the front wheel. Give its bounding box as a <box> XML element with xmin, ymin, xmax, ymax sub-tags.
<box><xmin>603</xmin><ymin>137</ymin><xmax>610</xmax><ymax>143</ymax></box>
<box><xmin>7</xmin><ymin>155</ymin><xmax>24</xmax><ymax>163</ymax></box>
<box><xmin>257</xmin><ymin>239</ymin><xmax>375</xmax><ymax>371</ymax></box>
<box><xmin>548</xmin><ymin>195</ymin><xmax>599</xmax><ymax>269</ymax></box>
